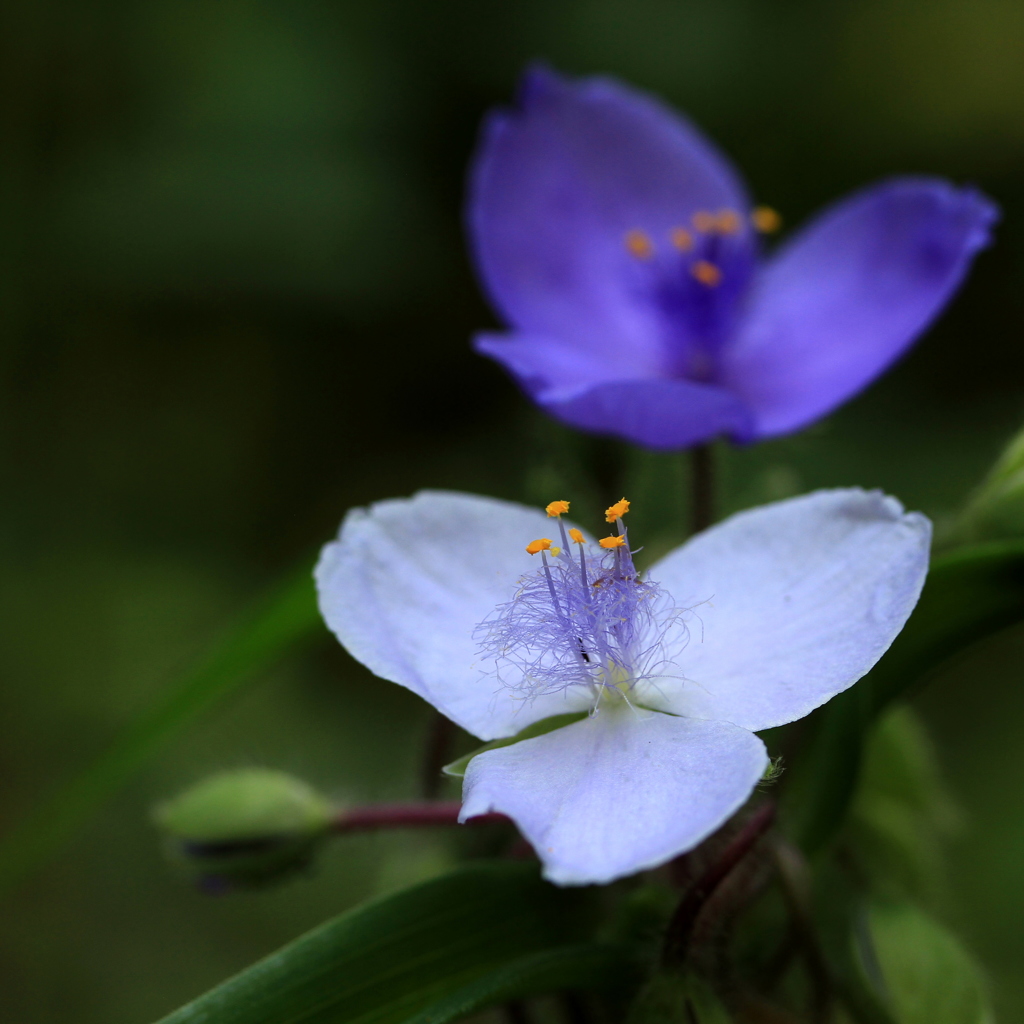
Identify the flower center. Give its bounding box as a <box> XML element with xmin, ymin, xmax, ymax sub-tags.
<box><xmin>474</xmin><ymin>498</ymin><xmax>686</xmax><ymax>710</ymax></box>
<box><xmin>619</xmin><ymin>206</ymin><xmax>780</xmax><ymax>383</ymax></box>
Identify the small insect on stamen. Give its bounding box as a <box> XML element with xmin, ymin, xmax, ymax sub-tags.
<box><xmin>691</xmin><ymin>260</ymin><xmax>722</xmax><ymax>287</ymax></box>
<box><xmin>605</xmin><ymin>498</ymin><xmax>630</xmax><ymax>523</ymax></box>
<box><xmin>545</xmin><ymin>500</ymin><xmax>570</xmax><ymax>517</ymax></box>
<box><xmin>624</xmin><ymin>229</ymin><xmax>654</xmax><ymax>260</ymax></box>
<box><xmin>670</xmin><ymin>227</ymin><xmax>694</xmax><ymax>251</ymax></box>
<box><xmin>599</xmin><ymin>535</ymin><xmax>626</xmax><ymax>549</ymax></box>
<box><xmin>752</xmin><ymin>206</ymin><xmax>782</xmax><ymax>233</ymax></box>
<box><xmin>715</xmin><ymin>209</ymin><xmax>742</xmax><ymax>235</ymax></box>
<box><xmin>526</xmin><ymin>538</ymin><xmax>553</xmax><ymax>555</ymax></box>
<box><xmin>692</xmin><ymin>210</ymin><xmax>717</xmax><ymax>233</ymax></box>
<box><xmin>568</xmin><ymin>528</ymin><xmax>586</xmax><ymax>544</ymax></box>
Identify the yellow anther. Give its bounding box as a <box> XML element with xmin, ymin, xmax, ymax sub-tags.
<box><xmin>715</xmin><ymin>209</ymin><xmax>742</xmax><ymax>235</ymax></box>
<box><xmin>605</xmin><ymin>498</ymin><xmax>631</xmax><ymax>523</ymax></box>
<box><xmin>525</xmin><ymin>538</ymin><xmax>552</xmax><ymax>555</ymax></box>
<box><xmin>692</xmin><ymin>210</ymin><xmax>717</xmax><ymax>233</ymax></box>
<box><xmin>550</xmin><ymin>546</ymin><xmax>562</xmax><ymax>557</ymax></box>
<box><xmin>624</xmin><ymin>229</ymin><xmax>654</xmax><ymax>260</ymax></box>
<box><xmin>691</xmin><ymin>260</ymin><xmax>722</xmax><ymax>287</ymax></box>
<box><xmin>599</xmin><ymin>535</ymin><xmax>626</xmax><ymax>549</ymax></box>
<box><xmin>752</xmin><ymin>206</ymin><xmax>781</xmax><ymax>233</ymax></box>
<box><xmin>568</xmin><ymin>528</ymin><xmax>586</xmax><ymax>544</ymax></box>
<box><xmin>545</xmin><ymin>500</ymin><xmax>570</xmax><ymax>517</ymax></box>
<box><xmin>670</xmin><ymin>227</ymin><xmax>694</xmax><ymax>252</ymax></box>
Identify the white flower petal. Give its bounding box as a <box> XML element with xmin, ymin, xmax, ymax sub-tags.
<box><xmin>460</xmin><ymin>708</ymin><xmax>768</xmax><ymax>885</ymax></box>
<box><xmin>315</xmin><ymin>490</ymin><xmax>593</xmax><ymax>740</ymax></box>
<box><xmin>647</xmin><ymin>489</ymin><xmax>930</xmax><ymax>732</ymax></box>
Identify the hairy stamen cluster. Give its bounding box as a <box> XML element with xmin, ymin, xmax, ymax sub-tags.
<box><xmin>474</xmin><ymin>499</ymin><xmax>689</xmax><ymax>708</ymax></box>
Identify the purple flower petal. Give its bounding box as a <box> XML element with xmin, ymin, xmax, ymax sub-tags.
<box><xmin>468</xmin><ymin>66</ymin><xmax>750</xmax><ymax>366</ymax></box>
<box><xmin>460</xmin><ymin>709</ymin><xmax>767</xmax><ymax>885</ymax></box>
<box><xmin>723</xmin><ymin>178</ymin><xmax>998</xmax><ymax>439</ymax></box>
<box><xmin>646</xmin><ymin>489</ymin><xmax>931</xmax><ymax>732</ymax></box>
<box><xmin>314</xmin><ymin>491</ymin><xmax>595</xmax><ymax>741</ymax></box>
<box><xmin>474</xmin><ymin>330</ymin><xmax>657</xmax><ymax>402</ymax></box>
<box><xmin>543</xmin><ymin>376</ymin><xmax>754</xmax><ymax>450</ymax></box>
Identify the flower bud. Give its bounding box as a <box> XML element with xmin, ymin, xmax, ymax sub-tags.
<box><xmin>153</xmin><ymin>769</ymin><xmax>334</xmax><ymax>890</ymax></box>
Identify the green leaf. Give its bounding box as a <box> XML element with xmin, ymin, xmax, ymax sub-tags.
<box><xmin>858</xmin><ymin>901</ymin><xmax>993</xmax><ymax>1024</ymax></box>
<box><xmin>847</xmin><ymin>706</ymin><xmax>960</xmax><ymax>903</ymax></box>
<box><xmin>786</xmin><ymin>540</ymin><xmax>1024</xmax><ymax>852</ymax></box>
<box><xmin>443</xmin><ymin>712</ymin><xmax>588</xmax><ymax>777</ymax></box>
<box><xmin>0</xmin><ymin>563</ymin><xmax>323</xmax><ymax>899</ymax></box>
<box><xmin>625</xmin><ymin>971</ymin><xmax>734</xmax><ymax>1024</ymax></box>
<box><xmin>952</xmin><ymin>421</ymin><xmax>1024</xmax><ymax>543</ymax></box>
<box><xmin>865</xmin><ymin>539</ymin><xmax>1024</xmax><ymax>712</ymax></box>
<box><xmin>153</xmin><ymin>862</ymin><xmax>598</xmax><ymax>1024</ymax></box>
<box><xmin>404</xmin><ymin>943</ymin><xmax>635</xmax><ymax>1024</ymax></box>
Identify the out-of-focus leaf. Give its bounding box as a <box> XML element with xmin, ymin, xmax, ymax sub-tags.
<box><xmin>0</xmin><ymin>563</ymin><xmax>322</xmax><ymax>899</ymax></box>
<box><xmin>404</xmin><ymin>943</ymin><xmax>635</xmax><ymax>1024</ymax></box>
<box><xmin>858</xmin><ymin>901</ymin><xmax>993</xmax><ymax>1024</ymax></box>
<box><xmin>786</xmin><ymin>540</ymin><xmax>1024</xmax><ymax>852</ymax></box>
<box><xmin>153</xmin><ymin>862</ymin><xmax>597</xmax><ymax>1024</ymax></box>
<box><xmin>866</xmin><ymin>540</ymin><xmax>1024</xmax><ymax>711</ymax></box>
<box><xmin>954</xmin><ymin>423</ymin><xmax>1024</xmax><ymax>543</ymax></box>
<box><xmin>625</xmin><ymin>970</ymin><xmax>733</xmax><ymax>1024</ymax></box>
<box><xmin>847</xmin><ymin>706</ymin><xmax>960</xmax><ymax>903</ymax></box>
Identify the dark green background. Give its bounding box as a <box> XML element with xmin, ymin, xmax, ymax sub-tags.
<box><xmin>2</xmin><ymin>1</ymin><xmax>1023</xmax><ymax>1020</ymax></box>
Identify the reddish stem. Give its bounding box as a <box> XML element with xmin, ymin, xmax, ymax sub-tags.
<box><xmin>661</xmin><ymin>801</ymin><xmax>777</xmax><ymax>967</ymax></box>
<box><xmin>331</xmin><ymin>801</ymin><xmax>509</xmax><ymax>834</ymax></box>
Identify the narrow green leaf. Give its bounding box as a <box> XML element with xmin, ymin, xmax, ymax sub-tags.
<box><xmin>866</xmin><ymin>539</ymin><xmax>1024</xmax><ymax>711</ymax></box>
<box><xmin>952</xmin><ymin>421</ymin><xmax>1024</xmax><ymax>543</ymax></box>
<box><xmin>153</xmin><ymin>862</ymin><xmax>596</xmax><ymax>1024</ymax></box>
<box><xmin>625</xmin><ymin>970</ymin><xmax>734</xmax><ymax>1024</ymax></box>
<box><xmin>404</xmin><ymin>943</ymin><xmax>635</xmax><ymax>1024</ymax></box>
<box><xmin>859</xmin><ymin>901</ymin><xmax>993</xmax><ymax>1024</ymax></box>
<box><xmin>0</xmin><ymin>563</ymin><xmax>322</xmax><ymax>898</ymax></box>
<box><xmin>847</xmin><ymin>706</ymin><xmax>959</xmax><ymax>903</ymax></box>
<box><xmin>443</xmin><ymin>712</ymin><xmax>589</xmax><ymax>777</ymax></box>
<box><xmin>787</xmin><ymin>540</ymin><xmax>1024</xmax><ymax>852</ymax></box>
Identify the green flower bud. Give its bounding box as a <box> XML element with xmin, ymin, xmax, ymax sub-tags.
<box><xmin>153</xmin><ymin>769</ymin><xmax>334</xmax><ymax>891</ymax></box>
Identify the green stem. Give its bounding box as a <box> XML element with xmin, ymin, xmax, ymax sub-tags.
<box><xmin>690</xmin><ymin>443</ymin><xmax>716</xmax><ymax>535</ymax></box>
<box><xmin>421</xmin><ymin>712</ymin><xmax>458</xmax><ymax>798</ymax></box>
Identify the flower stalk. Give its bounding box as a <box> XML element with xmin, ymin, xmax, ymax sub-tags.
<box><xmin>331</xmin><ymin>801</ymin><xmax>509</xmax><ymax>835</ymax></box>
<box><xmin>690</xmin><ymin>443</ymin><xmax>716</xmax><ymax>535</ymax></box>
<box><xmin>661</xmin><ymin>800</ymin><xmax>777</xmax><ymax>968</ymax></box>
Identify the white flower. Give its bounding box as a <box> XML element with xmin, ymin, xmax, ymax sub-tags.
<box><xmin>315</xmin><ymin>489</ymin><xmax>930</xmax><ymax>885</ymax></box>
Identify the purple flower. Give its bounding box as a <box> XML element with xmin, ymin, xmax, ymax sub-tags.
<box><xmin>468</xmin><ymin>68</ymin><xmax>998</xmax><ymax>449</ymax></box>
<box><xmin>315</xmin><ymin>489</ymin><xmax>929</xmax><ymax>884</ymax></box>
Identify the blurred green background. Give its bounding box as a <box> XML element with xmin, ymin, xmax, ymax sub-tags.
<box><xmin>2</xmin><ymin>0</ymin><xmax>1023</xmax><ymax>1020</ymax></box>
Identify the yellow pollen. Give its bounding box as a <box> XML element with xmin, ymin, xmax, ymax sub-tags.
<box><xmin>752</xmin><ymin>206</ymin><xmax>781</xmax><ymax>233</ymax></box>
<box><xmin>670</xmin><ymin>227</ymin><xmax>694</xmax><ymax>251</ymax></box>
<box><xmin>525</xmin><ymin>538</ymin><xmax>552</xmax><ymax>555</ymax></box>
<box><xmin>692</xmin><ymin>260</ymin><xmax>722</xmax><ymax>287</ymax></box>
<box><xmin>545</xmin><ymin>500</ymin><xmax>570</xmax><ymax>517</ymax></box>
<box><xmin>692</xmin><ymin>210</ymin><xmax>717</xmax><ymax>233</ymax></box>
<box><xmin>600</xmin><ymin>535</ymin><xmax>626</xmax><ymax>549</ymax></box>
<box><xmin>715</xmin><ymin>209</ymin><xmax>741</xmax><ymax>235</ymax></box>
<box><xmin>550</xmin><ymin>546</ymin><xmax>562</xmax><ymax>557</ymax></box>
<box><xmin>605</xmin><ymin>498</ymin><xmax>631</xmax><ymax>523</ymax></box>
<box><xmin>624</xmin><ymin>229</ymin><xmax>654</xmax><ymax>260</ymax></box>
<box><xmin>568</xmin><ymin>528</ymin><xmax>586</xmax><ymax>544</ymax></box>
